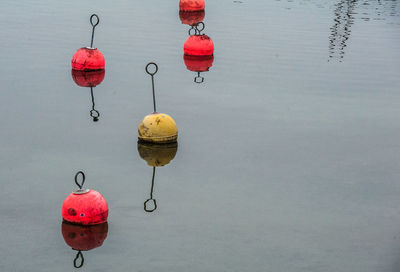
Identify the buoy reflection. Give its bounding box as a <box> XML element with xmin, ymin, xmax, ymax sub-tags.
<box><xmin>179</xmin><ymin>10</ymin><xmax>205</xmax><ymax>25</ymax></box>
<box><xmin>183</xmin><ymin>54</ymin><xmax>214</xmax><ymax>83</ymax></box>
<box><xmin>71</xmin><ymin>69</ymin><xmax>104</xmax><ymax>122</ymax></box>
<box><xmin>137</xmin><ymin>142</ymin><xmax>178</xmax><ymax>213</ymax></box>
<box><xmin>61</xmin><ymin>221</ymin><xmax>108</xmax><ymax>268</ymax></box>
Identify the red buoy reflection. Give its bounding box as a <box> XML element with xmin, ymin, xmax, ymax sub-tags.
<box><xmin>184</xmin><ymin>54</ymin><xmax>214</xmax><ymax>72</ymax></box>
<box><xmin>179</xmin><ymin>10</ymin><xmax>205</xmax><ymax>25</ymax></box>
<box><xmin>61</xmin><ymin>221</ymin><xmax>108</xmax><ymax>268</ymax></box>
<box><xmin>184</xmin><ymin>55</ymin><xmax>214</xmax><ymax>83</ymax></box>
<box><xmin>62</xmin><ymin>221</ymin><xmax>108</xmax><ymax>251</ymax></box>
<box><xmin>71</xmin><ymin>69</ymin><xmax>105</xmax><ymax>88</ymax></box>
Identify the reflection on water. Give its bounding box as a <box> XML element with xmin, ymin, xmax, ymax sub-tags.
<box><xmin>329</xmin><ymin>0</ymin><xmax>398</xmax><ymax>61</ymax></box>
<box><xmin>179</xmin><ymin>10</ymin><xmax>205</xmax><ymax>25</ymax></box>
<box><xmin>183</xmin><ymin>55</ymin><xmax>214</xmax><ymax>83</ymax></box>
<box><xmin>358</xmin><ymin>0</ymin><xmax>398</xmax><ymax>21</ymax></box>
<box><xmin>138</xmin><ymin>142</ymin><xmax>178</xmax><ymax>213</ymax></box>
<box><xmin>71</xmin><ymin>69</ymin><xmax>104</xmax><ymax>122</ymax></box>
<box><xmin>329</xmin><ymin>0</ymin><xmax>358</xmax><ymax>61</ymax></box>
<box><xmin>61</xmin><ymin>222</ymin><xmax>108</xmax><ymax>268</ymax></box>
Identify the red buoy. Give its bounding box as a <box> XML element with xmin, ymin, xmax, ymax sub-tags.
<box><xmin>179</xmin><ymin>0</ymin><xmax>205</xmax><ymax>12</ymax></box>
<box><xmin>184</xmin><ymin>34</ymin><xmax>214</xmax><ymax>56</ymax></box>
<box><xmin>71</xmin><ymin>69</ymin><xmax>105</xmax><ymax>87</ymax></box>
<box><xmin>179</xmin><ymin>10</ymin><xmax>205</xmax><ymax>25</ymax></box>
<box><xmin>61</xmin><ymin>172</ymin><xmax>108</xmax><ymax>226</ymax></box>
<box><xmin>71</xmin><ymin>48</ymin><xmax>105</xmax><ymax>71</ymax></box>
<box><xmin>183</xmin><ymin>54</ymin><xmax>214</xmax><ymax>72</ymax></box>
<box><xmin>61</xmin><ymin>222</ymin><xmax>108</xmax><ymax>251</ymax></box>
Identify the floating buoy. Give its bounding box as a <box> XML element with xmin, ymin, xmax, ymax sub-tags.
<box><xmin>179</xmin><ymin>10</ymin><xmax>205</xmax><ymax>25</ymax></box>
<box><xmin>61</xmin><ymin>222</ymin><xmax>108</xmax><ymax>268</ymax></box>
<box><xmin>138</xmin><ymin>63</ymin><xmax>178</xmax><ymax>144</ymax></box>
<box><xmin>138</xmin><ymin>142</ymin><xmax>178</xmax><ymax>167</ymax></box>
<box><xmin>184</xmin><ymin>22</ymin><xmax>214</xmax><ymax>56</ymax></box>
<box><xmin>138</xmin><ymin>143</ymin><xmax>178</xmax><ymax>213</ymax></box>
<box><xmin>61</xmin><ymin>171</ymin><xmax>108</xmax><ymax>226</ymax></box>
<box><xmin>71</xmin><ymin>14</ymin><xmax>105</xmax><ymax>71</ymax></box>
<box><xmin>71</xmin><ymin>69</ymin><xmax>105</xmax><ymax>87</ymax></box>
<box><xmin>183</xmin><ymin>54</ymin><xmax>214</xmax><ymax>83</ymax></box>
<box><xmin>179</xmin><ymin>0</ymin><xmax>205</xmax><ymax>12</ymax></box>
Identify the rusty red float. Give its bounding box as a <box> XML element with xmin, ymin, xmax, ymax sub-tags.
<box><xmin>61</xmin><ymin>171</ymin><xmax>108</xmax><ymax>226</ymax></box>
<box><xmin>179</xmin><ymin>10</ymin><xmax>205</xmax><ymax>25</ymax></box>
<box><xmin>71</xmin><ymin>48</ymin><xmax>105</xmax><ymax>71</ymax></box>
<box><xmin>71</xmin><ymin>14</ymin><xmax>105</xmax><ymax>71</ymax></box>
<box><xmin>184</xmin><ymin>34</ymin><xmax>214</xmax><ymax>56</ymax></box>
<box><xmin>179</xmin><ymin>0</ymin><xmax>205</xmax><ymax>12</ymax></box>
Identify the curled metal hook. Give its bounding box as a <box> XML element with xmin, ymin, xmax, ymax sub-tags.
<box><xmin>194</xmin><ymin>74</ymin><xmax>204</xmax><ymax>84</ymax></box>
<box><xmin>73</xmin><ymin>250</ymin><xmax>84</xmax><ymax>268</ymax></box>
<box><xmin>195</xmin><ymin>22</ymin><xmax>205</xmax><ymax>33</ymax></box>
<box><xmin>90</xmin><ymin>109</ymin><xmax>100</xmax><ymax>122</ymax></box>
<box><xmin>90</xmin><ymin>14</ymin><xmax>100</xmax><ymax>27</ymax></box>
<box><xmin>144</xmin><ymin>198</ymin><xmax>157</xmax><ymax>212</ymax></box>
<box><xmin>74</xmin><ymin>171</ymin><xmax>85</xmax><ymax>189</ymax></box>
<box><xmin>145</xmin><ymin>62</ymin><xmax>158</xmax><ymax>76</ymax></box>
<box><xmin>188</xmin><ymin>25</ymin><xmax>197</xmax><ymax>36</ymax></box>
<box><xmin>189</xmin><ymin>22</ymin><xmax>205</xmax><ymax>36</ymax></box>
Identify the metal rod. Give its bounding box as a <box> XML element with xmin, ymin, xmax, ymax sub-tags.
<box><xmin>150</xmin><ymin>167</ymin><xmax>156</xmax><ymax>199</ymax></box>
<box><xmin>89</xmin><ymin>14</ymin><xmax>100</xmax><ymax>48</ymax></box>
<box><xmin>145</xmin><ymin>62</ymin><xmax>159</xmax><ymax>113</ymax></box>
<box><xmin>151</xmin><ymin>75</ymin><xmax>156</xmax><ymax>112</ymax></box>
<box><xmin>90</xmin><ymin>87</ymin><xmax>95</xmax><ymax>108</ymax></box>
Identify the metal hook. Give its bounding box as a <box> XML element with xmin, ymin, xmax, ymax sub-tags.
<box><xmin>90</xmin><ymin>14</ymin><xmax>100</xmax><ymax>27</ymax></box>
<box><xmin>74</xmin><ymin>171</ymin><xmax>85</xmax><ymax>189</ymax></box>
<box><xmin>73</xmin><ymin>250</ymin><xmax>84</xmax><ymax>268</ymax></box>
<box><xmin>195</xmin><ymin>22</ymin><xmax>205</xmax><ymax>33</ymax></box>
<box><xmin>188</xmin><ymin>25</ymin><xmax>197</xmax><ymax>36</ymax></box>
<box><xmin>144</xmin><ymin>199</ymin><xmax>157</xmax><ymax>212</ymax></box>
<box><xmin>90</xmin><ymin>110</ymin><xmax>100</xmax><ymax>122</ymax></box>
<box><xmin>194</xmin><ymin>72</ymin><xmax>204</xmax><ymax>83</ymax></box>
<box><xmin>89</xmin><ymin>14</ymin><xmax>100</xmax><ymax>48</ymax></box>
<box><xmin>145</xmin><ymin>62</ymin><xmax>158</xmax><ymax>76</ymax></box>
<box><xmin>145</xmin><ymin>62</ymin><xmax>158</xmax><ymax>113</ymax></box>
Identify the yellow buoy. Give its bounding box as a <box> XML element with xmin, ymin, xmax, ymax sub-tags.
<box><xmin>137</xmin><ymin>141</ymin><xmax>178</xmax><ymax>167</ymax></box>
<box><xmin>138</xmin><ymin>113</ymin><xmax>178</xmax><ymax>144</ymax></box>
<box><xmin>138</xmin><ymin>62</ymin><xmax>178</xmax><ymax>144</ymax></box>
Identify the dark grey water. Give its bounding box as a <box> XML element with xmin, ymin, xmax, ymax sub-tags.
<box><xmin>0</xmin><ymin>0</ymin><xmax>399</xmax><ymax>271</ymax></box>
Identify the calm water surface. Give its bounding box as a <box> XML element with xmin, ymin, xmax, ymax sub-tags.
<box><xmin>0</xmin><ymin>0</ymin><xmax>399</xmax><ymax>271</ymax></box>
